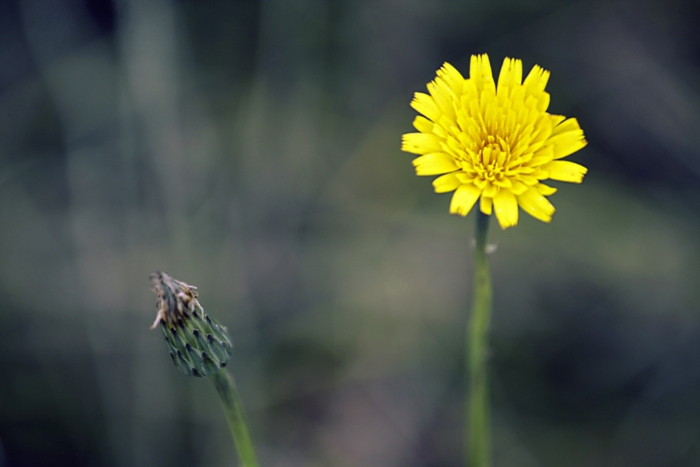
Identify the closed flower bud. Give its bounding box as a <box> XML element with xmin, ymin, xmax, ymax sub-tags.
<box><xmin>150</xmin><ymin>271</ymin><xmax>233</xmax><ymax>377</ymax></box>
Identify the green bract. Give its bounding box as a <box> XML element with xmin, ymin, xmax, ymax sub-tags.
<box><xmin>161</xmin><ymin>309</ymin><xmax>233</xmax><ymax>377</ymax></box>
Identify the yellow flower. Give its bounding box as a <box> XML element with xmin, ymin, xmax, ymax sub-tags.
<box><xmin>401</xmin><ymin>54</ymin><xmax>587</xmax><ymax>229</ymax></box>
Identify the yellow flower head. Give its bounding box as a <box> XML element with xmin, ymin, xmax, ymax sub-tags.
<box><xmin>401</xmin><ymin>54</ymin><xmax>587</xmax><ymax>229</ymax></box>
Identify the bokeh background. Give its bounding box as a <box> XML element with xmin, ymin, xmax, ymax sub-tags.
<box><xmin>2</xmin><ymin>0</ymin><xmax>700</xmax><ymax>465</ymax></box>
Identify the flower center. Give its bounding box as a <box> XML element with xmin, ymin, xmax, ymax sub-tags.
<box><xmin>475</xmin><ymin>135</ymin><xmax>511</xmax><ymax>182</ymax></box>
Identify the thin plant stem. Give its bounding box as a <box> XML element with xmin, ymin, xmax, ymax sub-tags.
<box><xmin>467</xmin><ymin>211</ymin><xmax>492</xmax><ymax>467</ymax></box>
<box><xmin>211</xmin><ymin>369</ymin><xmax>260</xmax><ymax>467</ymax></box>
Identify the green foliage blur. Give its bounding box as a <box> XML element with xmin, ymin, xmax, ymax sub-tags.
<box><xmin>2</xmin><ymin>0</ymin><xmax>700</xmax><ymax>465</ymax></box>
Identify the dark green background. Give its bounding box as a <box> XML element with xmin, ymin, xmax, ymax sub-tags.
<box><xmin>1</xmin><ymin>0</ymin><xmax>700</xmax><ymax>465</ymax></box>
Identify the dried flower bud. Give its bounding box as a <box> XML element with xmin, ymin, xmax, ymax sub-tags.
<box><xmin>149</xmin><ymin>271</ymin><xmax>233</xmax><ymax>377</ymax></box>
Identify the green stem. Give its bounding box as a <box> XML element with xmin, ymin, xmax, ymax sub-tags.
<box><xmin>211</xmin><ymin>369</ymin><xmax>261</xmax><ymax>467</ymax></box>
<box><xmin>467</xmin><ymin>211</ymin><xmax>492</xmax><ymax>467</ymax></box>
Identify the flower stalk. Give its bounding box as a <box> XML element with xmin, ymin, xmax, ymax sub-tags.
<box><xmin>149</xmin><ymin>271</ymin><xmax>260</xmax><ymax>467</ymax></box>
<box><xmin>211</xmin><ymin>369</ymin><xmax>260</xmax><ymax>467</ymax></box>
<box><xmin>467</xmin><ymin>211</ymin><xmax>492</xmax><ymax>467</ymax></box>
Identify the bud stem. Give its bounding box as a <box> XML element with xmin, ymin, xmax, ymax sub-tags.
<box><xmin>211</xmin><ymin>369</ymin><xmax>260</xmax><ymax>467</ymax></box>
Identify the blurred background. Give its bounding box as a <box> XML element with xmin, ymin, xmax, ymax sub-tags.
<box><xmin>2</xmin><ymin>0</ymin><xmax>700</xmax><ymax>465</ymax></box>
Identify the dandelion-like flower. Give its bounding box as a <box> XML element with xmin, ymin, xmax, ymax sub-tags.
<box><xmin>401</xmin><ymin>54</ymin><xmax>587</xmax><ymax>229</ymax></box>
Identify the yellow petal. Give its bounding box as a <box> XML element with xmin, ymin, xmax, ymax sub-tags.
<box><xmin>533</xmin><ymin>168</ymin><xmax>549</xmax><ymax>179</ymax></box>
<box><xmin>517</xmin><ymin>187</ymin><xmax>555</xmax><ymax>222</ymax></box>
<box><xmin>427</xmin><ymin>79</ymin><xmax>455</xmax><ymax>119</ymax></box>
<box><xmin>494</xmin><ymin>177</ymin><xmax>512</xmax><ymax>188</ymax></box>
<box><xmin>536</xmin><ymin>91</ymin><xmax>550</xmax><ymax>112</ymax></box>
<box><xmin>550</xmin><ymin>114</ymin><xmax>566</xmax><ymax>127</ymax></box>
<box><xmin>480</xmin><ymin>196</ymin><xmax>493</xmax><ymax>215</ymax></box>
<box><xmin>401</xmin><ymin>133</ymin><xmax>442</xmax><ymax>154</ymax></box>
<box><xmin>551</xmin><ymin>117</ymin><xmax>581</xmax><ymax>136</ymax></box>
<box><xmin>410</xmin><ymin>92</ymin><xmax>440</xmax><ymax>121</ymax></box>
<box><xmin>520</xmin><ymin>175</ymin><xmax>540</xmax><ymax>186</ymax></box>
<box><xmin>436</xmin><ymin>62</ymin><xmax>465</xmax><ymax>93</ymax></box>
<box><xmin>530</xmin><ymin>115</ymin><xmax>554</xmax><ymax>144</ymax></box>
<box><xmin>431</xmin><ymin>120</ymin><xmax>449</xmax><ymax>139</ymax></box>
<box><xmin>450</xmin><ymin>184</ymin><xmax>482</xmax><ymax>216</ymax></box>
<box><xmin>493</xmin><ymin>189</ymin><xmax>519</xmax><ymax>229</ymax></box>
<box><xmin>413</xmin><ymin>116</ymin><xmax>433</xmax><ymax>133</ymax></box>
<box><xmin>473</xmin><ymin>177</ymin><xmax>487</xmax><ymax>190</ymax></box>
<box><xmin>523</xmin><ymin>64</ymin><xmax>550</xmax><ymax>94</ymax></box>
<box><xmin>544</xmin><ymin>160</ymin><xmax>588</xmax><ymax>183</ymax></box>
<box><xmin>530</xmin><ymin>146</ymin><xmax>555</xmax><ymax>166</ymax></box>
<box><xmin>412</xmin><ymin>153</ymin><xmax>459</xmax><ymax>176</ymax></box>
<box><xmin>470</xmin><ymin>54</ymin><xmax>496</xmax><ymax>94</ymax></box>
<box><xmin>553</xmin><ymin>137</ymin><xmax>587</xmax><ymax>160</ymax></box>
<box><xmin>536</xmin><ymin>183</ymin><xmax>557</xmax><ymax>196</ymax></box>
<box><xmin>456</xmin><ymin>172</ymin><xmax>476</xmax><ymax>183</ymax></box>
<box><xmin>483</xmin><ymin>181</ymin><xmax>499</xmax><ymax>198</ymax></box>
<box><xmin>511</xmin><ymin>181</ymin><xmax>529</xmax><ymax>195</ymax></box>
<box><xmin>549</xmin><ymin>118</ymin><xmax>586</xmax><ymax>159</ymax></box>
<box><xmin>433</xmin><ymin>173</ymin><xmax>461</xmax><ymax>193</ymax></box>
<box><xmin>497</xmin><ymin>57</ymin><xmax>523</xmax><ymax>98</ymax></box>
